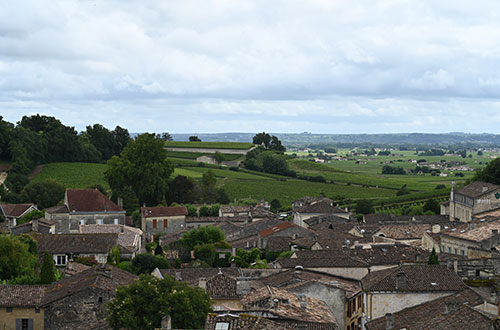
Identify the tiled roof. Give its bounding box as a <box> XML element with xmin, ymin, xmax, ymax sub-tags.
<box><xmin>220</xmin><ymin>205</ymin><xmax>252</xmax><ymax>213</ymax></box>
<box><xmin>141</xmin><ymin>206</ymin><xmax>187</xmax><ymax>218</ymax></box>
<box><xmin>13</xmin><ymin>218</ymin><xmax>55</xmax><ymax>230</ymax></box>
<box><xmin>365</xmin><ymin>289</ymin><xmax>486</xmax><ymax>330</ymax></box>
<box><xmin>0</xmin><ymin>285</ymin><xmax>47</xmax><ymax>307</ymax></box>
<box><xmin>295</xmin><ymin>199</ymin><xmax>348</xmax><ymax>214</ymax></box>
<box><xmin>79</xmin><ymin>224</ymin><xmax>142</xmax><ymax>251</ymax></box>
<box><xmin>278</xmin><ymin>255</ymin><xmax>369</xmax><ymax>268</ymax></box>
<box><xmin>456</xmin><ymin>181</ymin><xmax>500</xmax><ymax>198</ymax></box>
<box><xmin>159</xmin><ymin>268</ymin><xmax>241</xmax><ymax>285</ymax></box>
<box><xmin>66</xmin><ymin>189</ymin><xmax>124</xmax><ymax>213</ymax></box>
<box><xmin>65</xmin><ymin>261</ymin><xmax>91</xmax><ymax>276</ymax></box>
<box><xmin>205</xmin><ymin>313</ymin><xmax>295</xmax><ymax>330</ymax></box>
<box><xmin>259</xmin><ymin>222</ymin><xmax>295</xmax><ymax>238</ymax></box>
<box><xmin>442</xmin><ymin>220</ymin><xmax>500</xmax><ymax>242</ymax></box>
<box><xmin>267</xmin><ymin>236</ymin><xmax>292</xmax><ymax>251</ymax></box>
<box><xmin>45</xmin><ymin>205</ymin><xmax>69</xmax><ymax>214</ymax></box>
<box><xmin>206</xmin><ymin>273</ymin><xmax>239</xmax><ymax>299</ymax></box>
<box><xmin>222</xmin><ymin>218</ymin><xmax>282</xmax><ymax>242</ymax></box>
<box><xmin>362</xmin><ymin>264</ymin><xmax>467</xmax><ymax>292</ymax></box>
<box><xmin>0</xmin><ymin>203</ymin><xmax>36</xmax><ymax>217</ymax></box>
<box><xmin>34</xmin><ymin>233</ymin><xmax>119</xmax><ymax>254</ymax></box>
<box><xmin>241</xmin><ymin>286</ymin><xmax>337</xmax><ymax>326</ymax></box>
<box><xmin>303</xmin><ymin>214</ymin><xmax>351</xmax><ymax>226</ymax></box>
<box><xmin>42</xmin><ymin>264</ymin><xmax>137</xmax><ymax>305</ymax></box>
<box><xmin>251</xmin><ymin>208</ymin><xmax>276</xmax><ymax>219</ymax></box>
<box><xmin>376</xmin><ymin>224</ymin><xmax>431</xmax><ymax>239</ymax></box>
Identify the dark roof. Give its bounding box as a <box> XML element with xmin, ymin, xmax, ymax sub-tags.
<box><xmin>366</xmin><ymin>289</ymin><xmax>487</xmax><ymax>330</ymax></box>
<box><xmin>159</xmin><ymin>268</ymin><xmax>241</xmax><ymax>285</ymax></box>
<box><xmin>13</xmin><ymin>218</ymin><xmax>55</xmax><ymax>230</ymax></box>
<box><xmin>295</xmin><ymin>199</ymin><xmax>348</xmax><ymax>214</ymax></box>
<box><xmin>278</xmin><ymin>255</ymin><xmax>369</xmax><ymax>268</ymax></box>
<box><xmin>0</xmin><ymin>285</ymin><xmax>47</xmax><ymax>307</ymax></box>
<box><xmin>42</xmin><ymin>264</ymin><xmax>137</xmax><ymax>306</ymax></box>
<box><xmin>206</xmin><ymin>273</ymin><xmax>239</xmax><ymax>299</ymax></box>
<box><xmin>456</xmin><ymin>181</ymin><xmax>500</xmax><ymax>198</ymax></box>
<box><xmin>267</xmin><ymin>236</ymin><xmax>292</xmax><ymax>251</ymax></box>
<box><xmin>66</xmin><ymin>189</ymin><xmax>124</xmax><ymax>213</ymax></box>
<box><xmin>222</xmin><ymin>218</ymin><xmax>282</xmax><ymax>242</ymax></box>
<box><xmin>141</xmin><ymin>206</ymin><xmax>187</xmax><ymax>217</ymax></box>
<box><xmin>303</xmin><ymin>214</ymin><xmax>351</xmax><ymax>226</ymax></box>
<box><xmin>205</xmin><ymin>313</ymin><xmax>295</xmax><ymax>330</ymax></box>
<box><xmin>220</xmin><ymin>205</ymin><xmax>252</xmax><ymax>214</ymax></box>
<box><xmin>45</xmin><ymin>205</ymin><xmax>69</xmax><ymax>214</ymax></box>
<box><xmin>362</xmin><ymin>264</ymin><xmax>467</xmax><ymax>292</ymax></box>
<box><xmin>34</xmin><ymin>233</ymin><xmax>119</xmax><ymax>254</ymax></box>
<box><xmin>0</xmin><ymin>203</ymin><xmax>36</xmax><ymax>217</ymax></box>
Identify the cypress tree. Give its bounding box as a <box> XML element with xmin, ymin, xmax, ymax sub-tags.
<box><xmin>40</xmin><ymin>251</ymin><xmax>57</xmax><ymax>284</ymax></box>
<box><xmin>428</xmin><ymin>247</ymin><xmax>439</xmax><ymax>265</ymax></box>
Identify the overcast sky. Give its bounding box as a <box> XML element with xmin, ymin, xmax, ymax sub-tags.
<box><xmin>2</xmin><ymin>0</ymin><xmax>500</xmax><ymax>134</ymax></box>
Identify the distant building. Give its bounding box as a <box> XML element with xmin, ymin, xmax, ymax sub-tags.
<box><xmin>141</xmin><ymin>206</ymin><xmax>188</xmax><ymax>241</ymax></box>
<box><xmin>445</xmin><ymin>181</ymin><xmax>500</xmax><ymax>222</ymax></box>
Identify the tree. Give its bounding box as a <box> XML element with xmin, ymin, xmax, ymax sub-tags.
<box><xmin>165</xmin><ymin>175</ymin><xmax>199</xmax><ymax>205</ymax></box>
<box><xmin>0</xmin><ymin>235</ymin><xmax>37</xmax><ymax>281</ymax></box>
<box><xmin>355</xmin><ymin>199</ymin><xmax>373</xmax><ymax>215</ymax></box>
<box><xmin>182</xmin><ymin>226</ymin><xmax>225</xmax><ymax>250</ymax></box>
<box><xmin>105</xmin><ymin>133</ymin><xmax>174</xmax><ymax>206</ymax></box>
<box><xmin>231</xmin><ymin>248</ymin><xmax>262</xmax><ymax>268</ymax></box>
<box><xmin>200</xmin><ymin>170</ymin><xmax>217</xmax><ymax>203</ymax></box>
<box><xmin>428</xmin><ymin>248</ymin><xmax>439</xmax><ymax>264</ymax></box>
<box><xmin>131</xmin><ymin>253</ymin><xmax>170</xmax><ymax>275</ymax></box>
<box><xmin>473</xmin><ymin>157</ymin><xmax>500</xmax><ymax>185</ymax></box>
<box><xmin>423</xmin><ymin>198</ymin><xmax>440</xmax><ymax>214</ymax></box>
<box><xmin>106</xmin><ymin>274</ymin><xmax>212</xmax><ymax>330</ymax></box>
<box><xmin>154</xmin><ymin>243</ymin><xmax>163</xmax><ymax>256</ymax></box>
<box><xmin>396</xmin><ymin>184</ymin><xmax>410</xmax><ymax>196</ymax></box>
<box><xmin>40</xmin><ymin>251</ymin><xmax>57</xmax><ymax>284</ymax></box>
<box><xmin>213</xmin><ymin>151</ymin><xmax>224</xmax><ymax>164</ymax></box>
<box><xmin>161</xmin><ymin>132</ymin><xmax>173</xmax><ymax>141</ymax></box>
<box><xmin>16</xmin><ymin>209</ymin><xmax>45</xmax><ymax>226</ymax></box>
<box><xmin>270</xmin><ymin>199</ymin><xmax>282</xmax><ymax>213</ymax></box>
<box><xmin>20</xmin><ymin>179</ymin><xmax>65</xmax><ymax>209</ymax></box>
<box><xmin>253</xmin><ymin>132</ymin><xmax>285</xmax><ymax>152</ymax></box>
<box><xmin>189</xmin><ymin>136</ymin><xmax>201</xmax><ymax>142</ymax></box>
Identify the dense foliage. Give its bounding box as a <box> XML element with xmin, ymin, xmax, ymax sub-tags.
<box><xmin>473</xmin><ymin>157</ymin><xmax>500</xmax><ymax>185</ymax></box>
<box><xmin>0</xmin><ymin>235</ymin><xmax>38</xmax><ymax>282</ymax></box>
<box><xmin>107</xmin><ymin>274</ymin><xmax>212</xmax><ymax>330</ymax></box>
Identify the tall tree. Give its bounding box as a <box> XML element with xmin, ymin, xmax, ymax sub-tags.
<box><xmin>473</xmin><ymin>157</ymin><xmax>500</xmax><ymax>185</ymax></box>
<box><xmin>165</xmin><ymin>175</ymin><xmax>199</xmax><ymax>204</ymax></box>
<box><xmin>107</xmin><ymin>274</ymin><xmax>212</xmax><ymax>330</ymax></box>
<box><xmin>20</xmin><ymin>179</ymin><xmax>65</xmax><ymax>209</ymax></box>
<box><xmin>40</xmin><ymin>251</ymin><xmax>57</xmax><ymax>284</ymax></box>
<box><xmin>105</xmin><ymin>133</ymin><xmax>174</xmax><ymax>206</ymax></box>
<box><xmin>161</xmin><ymin>132</ymin><xmax>173</xmax><ymax>141</ymax></box>
<box><xmin>0</xmin><ymin>235</ymin><xmax>37</xmax><ymax>281</ymax></box>
<box><xmin>428</xmin><ymin>248</ymin><xmax>439</xmax><ymax>264</ymax></box>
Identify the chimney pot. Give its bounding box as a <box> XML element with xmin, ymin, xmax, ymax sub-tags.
<box><xmin>396</xmin><ymin>272</ymin><xmax>406</xmax><ymax>290</ymax></box>
<box><xmin>385</xmin><ymin>313</ymin><xmax>395</xmax><ymax>330</ymax></box>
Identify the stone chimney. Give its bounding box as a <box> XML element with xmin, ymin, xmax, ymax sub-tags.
<box><xmin>117</xmin><ymin>197</ymin><xmax>123</xmax><ymax>209</ymax></box>
<box><xmin>198</xmin><ymin>278</ymin><xmax>207</xmax><ymax>290</ymax></box>
<box><xmin>445</xmin><ymin>301</ymin><xmax>460</xmax><ymax>314</ymax></box>
<box><xmin>385</xmin><ymin>313</ymin><xmax>395</xmax><ymax>330</ymax></box>
<box><xmin>395</xmin><ymin>272</ymin><xmax>406</xmax><ymax>290</ymax></box>
<box><xmin>32</xmin><ymin>218</ymin><xmax>39</xmax><ymax>232</ymax></box>
<box><xmin>432</xmin><ymin>224</ymin><xmax>441</xmax><ymax>233</ymax></box>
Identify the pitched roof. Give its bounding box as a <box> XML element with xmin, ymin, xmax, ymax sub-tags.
<box><xmin>376</xmin><ymin>224</ymin><xmax>431</xmax><ymax>239</ymax></box>
<box><xmin>267</xmin><ymin>236</ymin><xmax>292</xmax><ymax>251</ymax></box>
<box><xmin>278</xmin><ymin>255</ymin><xmax>369</xmax><ymax>268</ymax></box>
<box><xmin>141</xmin><ymin>206</ymin><xmax>187</xmax><ymax>218</ymax></box>
<box><xmin>66</xmin><ymin>189</ymin><xmax>124</xmax><ymax>213</ymax></box>
<box><xmin>79</xmin><ymin>224</ymin><xmax>142</xmax><ymax>251</ymax></box>
<box><xmin>205</xmin><ymin>313</ymin><xmax>295</xmax><ymax>330</ymax></box>
<box><xmin>159</xmin><ymin>268</ymin><xmax>241</xmax><ymax>285</ymax></box>
<box><xmin>220</xmin><ymin>205</ymin><xmax>252</xmax><ymax>213</ymax></box>
<box><xmin>45</xmin><ymin>205</ymin><xmax>69</xmax><ymax>214</ymax></box>
<box><xmin>442</xmin><ymin>219</ymin><xmax>500</xmax><ymax>242</ymax></box>
<box><xmin>0</xmin><ymin>203</ymin><xmax>36</xmax><ymax>218</ymax></box>
<box><xmin>42</xmin><ymin>264</ymin><xmax>137</xmax><ymax>305</ymax></box>
<box><xmin>259</xmin><ymin>222</ymin><xmax>295</xmax><ymax>238</ymax></box>
<box><xmin>456</xmin><ymin>181</ymin><xmax>500</xmax><ymax>198</ymax></box>
<box><xmin>365</xmin><ymin>289</ymin><xmax>486</xmax><ymax>330</ymax></box>
<box><xmin>295</xmin><ymin>199</ymin><xmax>348</xmax><ymax>214</ymax></box>
<box><xmin>0</xmin><ymin>285</ymin><xmax>47</xmax><ymax>307</ymax></box>
<box><xmin>362</xmin><ymin>264</ymin><xmax>467</xmax><ymax>292</ymax></box>
<box><xmin>206</xmin><ymin>273</ymin><xmax>239</xmax><ymax>299</ymax></box>
<box><xmin>241</xmin><ymin>286</ymin><xmax>337</xmax><ymax>326</ymax></box>
<box><xmin>34</xmin><ymin>233</ymin><xmax>119</xmax><ymax>254</ymax></box>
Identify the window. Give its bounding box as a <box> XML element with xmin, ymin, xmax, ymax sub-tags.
<box><xmin>35</xmin><ymin>308</ymin><xmax>40</xmax><ymax>314</ymax></box>
<box><xmin>461</xmin><ymin>250</ymin><xmax>465</xmax><ymax>256</ymax></box>
<box><xmin>55</xmin><ymin>255</ymin><xmax>67</xmax><ymax>266</ymax></box>
<box><xmin>80</xmin><ymin>219</ymin><xmax>85</xmax><ymax>225</ymax></box>
<box><xmin>153</xmin><ymin>219</ymin><xmax>157</xmax><ymax>229</ymax></box>
<box><xmin>6</xmin><ymin>307</ymin><xmax>12</xmax><ymax>312</ymax></box>
<box><xmin>164</xmin><ymin>219</ymin><xmax>168</xmax><ymax>229</ymax></box>
<box><xmin>448</xmin><ymin>247</ymin><xmax>451</xmax><ymax>253</ymax></box>
<box><xmin>98</xmin><ymin>297</ymin><xmax>103</xmax><ymax>303</ymax></box>
<box><xmin>114</xmin><ymin>218</ymin><xmax>119</xmax><ymax>225</ymax></box>
<box><xmin>16</xmin><ymin>318</ymin><xmax>32</xmax><ymax>330</ymax></box>
<box><xmin>215</xmin><ymin>322</ymin><xmax>229</xmax><ymax>330</ymax></box>
<box><xmin>97</xmin><ymin>219</ymin><xmax>103</xmax><ymax>225</ymax></box>
<box><xmin>454</xmin><ymin>248</ymin><xmax>457</xmax><ymax>255</ymax></box>
<box><xmin>22</xmin><ymin>319</ymin><xmax>28</xmax><ymax>330</ymax></box>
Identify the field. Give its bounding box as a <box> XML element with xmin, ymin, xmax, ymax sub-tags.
<box><xmin>166</xmin><ymin>150</ymin><xmax>243</xmax><ymax>161</ymax></box>
<box><xmin>30</xmin><ymin>162</ymin><xmax>108</xmax><ymax>189</ymax></box>
<box><xmin>164</xmin><ymin>141</ymin><xmax>254</xmax><ymax>150</ymax></box>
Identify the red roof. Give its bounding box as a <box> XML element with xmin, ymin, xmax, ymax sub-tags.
<box><xmin>66</xmin><ymin>189</ymin><xmax>124</xmax><ymax>213</ymax></box>
<box><xmin>141</xmin><ymin>206</ymin><xmax>188</xmax><ymax>218</ymax></box>
<box><xmin>259</xmin><ymin>222</ymin><xmax>294</xmax><ymax>238</ymax></box>
<box><xmin>0</xmin><ymin>203</ymin><xmax>36</xmax><ymax>218</ymax></box>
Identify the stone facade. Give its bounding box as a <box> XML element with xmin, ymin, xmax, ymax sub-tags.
<box><xmin>143</xmin><ymin>215</ymin><xmax>186</xmax><ymax>241</ymax></box>
<box><xmin>447</xmin><ymin>182</ymin><xmax>500</xmax><ymax>222</ymax></box>
<box><xmin>0</xmin><ymin>307</ymin><xmax>44</xmax><ymax>330</ymax></box>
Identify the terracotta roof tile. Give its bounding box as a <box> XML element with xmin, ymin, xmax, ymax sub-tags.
<box><xmin>66</xmin><ymin>189</ymin><xmax>123</xmax><ymax>213</ymax></box>
<box><xmin>259</xmin><ymin>222</ymin><xmax>295</xmax><ymax>238</ymax></box>
<box><xmin>376</xmin><ymin>224</ymin><xmax>431</xmax><ymax>239</ymax></box>
<box><xmin>0</xmin><ymin>285</ymin><xmax>47</xmax><ymax>307</ymax></box>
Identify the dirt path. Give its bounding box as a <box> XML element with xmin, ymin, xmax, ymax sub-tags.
<box><xmin>28</xmin><ymin>164</ymin><xmax>45</xmax><ymax>180</ymax></box>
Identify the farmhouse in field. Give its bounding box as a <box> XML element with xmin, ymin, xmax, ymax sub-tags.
<box><xmin>44</xmin><ymin>189</ymin><xmax>126</xmax><ymax>234</ymax></box>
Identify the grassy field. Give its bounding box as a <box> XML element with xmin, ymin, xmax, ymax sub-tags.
<box><xmin>164</xmin><ymin>141</ymin><xmax>254</xmax><ymax>150</ymax></box>
<box><xmin>30</xmin><ymin>162</ymin><xmax>108</xmax><ymax>189</ymax></box>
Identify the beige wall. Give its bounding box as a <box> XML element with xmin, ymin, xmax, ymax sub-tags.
<box><xmin>440</xmin><ymin>235</ymin><xmax>478</xmax><ymax>258</ymax></box>
<box><xmin>0</xmin><ymin>307</ymin><xmax>44</xmax><ymax>330</ymax></box>
<box><xmin>366</xmin><ymin>292</ymin><xmax>453</xmax><ymax>320</ymax></box>
<box><xmin>213</xmin><ymin>299</ymin><xmax>242</xmax><ymax>310</ymax></box>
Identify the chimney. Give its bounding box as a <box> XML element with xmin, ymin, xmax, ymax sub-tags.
<box><xmin>198</xmin><ymin>278</ymin><xmax>206</xmax><ymax>289</ymax></box>
<box><xmin>395</xmin><ymin>272</ymin><xmax>406</xmax><ymax>290</ymax></box>
<box><xmin>32</xmin><ymin>218</ymin><xmax>39</xmax><ymax>232</ymax></box>
<box><xmin>117</xmin><ymin>197</ymin><xmax>123</xmax><ymax>209</ymax></box>
<box><xmin>161</xmin><ymin>315</ymin><xmax>172</xmax><ymax>330</ymax></box>
<box><xmin>445</xmin><ymin>301</ymin><xmax>460</xmax><ymax>314</ymax></box>
<box><xmin>385</xmin><ymin>313</ymin><xmax>395</xmax><ymax>330</ymax></box>
<box><xmin>432</xmin><ymin>224</ymin><xmax>441</xmax><ymax>233</ymax></box>
<box><xmin>493</xmin><ymin>229</ymin><xmax>498</xmax><ymax>236</ymax></box>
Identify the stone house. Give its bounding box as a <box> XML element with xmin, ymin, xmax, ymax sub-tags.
<box><xmin>11</xmin><ymin>218</ymin><xmax>55</xmax><ymax>236</ymax></box>
<box><xmin>293</xmin><ymin>198</ymin><xmax>350</xmax><ymax>228</ymax></box>
<box><xmin>257</xmin><ymin>222</ymin><xmax>316</xmax><ymax>249</ymax></box>
<box><xmin>79</xmin><ymin>224</ymin><xmax>143</xmax><ymax>259</ymax></box>
<box><xmin>445</xmin><ymin>181</ymin><xmax>500</xmax><ymax>222</ymax></box>
<box><xmin>362</xmin><ymin>264</ymin><xmax>467</xmax><ymax>321</ymax></box>
<box><xmin>372</xmin><ymin>224</ymin><xmax>431</xmax><ymax>246</ymax></box>
<box><xmin>0</xmin><ymin>285</ymin><xmax>47</xmax><ymax>330</ymax></box>
<box><xmin>141</xmin><ymin>205</ymin><xmax>188</xmax><ymax>241</ymax></box>
<box><xmin>41</xmin><ymin>264</ymin><xmax>137</xmax><ymax>330</ymax></box>
<box><xmin>259</xmin><ymin>268</ymin><xmax>363</xmax><ymax>330</ymax></box>
<box><xmin>33</xmin><ymin>233</ymin><xmax>119</xmax><ymax>270</ymax></box>
<box><xmin>365</xmin><ymin>289</ymin><xmax>492</xmax><ymax>330</ymax></box>
<box><xmin>0</xmin><ymin>203</ymin><xmax>38</xmax><ymax>230</ymax></box>
<box><xmin>219</xmin><ymin>205</ymin><xmax>252</xmax><ymax>218</ymax></box>
<box><xmin>44</xmin><ymin>189</ymin><xmax>125</xmax><ymax>234</ymax></box>
<box><xmin>440</xmin><ymin>219</ymin><xmax>500</xmax><ymax>258</ymax></box>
